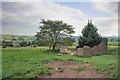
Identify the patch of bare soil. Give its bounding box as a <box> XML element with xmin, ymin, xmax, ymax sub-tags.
<box><xmin>38</xmin><ymin>61</ymin><xmax>110</xmax><ymax>78</ymax></box>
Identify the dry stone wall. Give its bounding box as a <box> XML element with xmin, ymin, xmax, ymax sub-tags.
<box><xmin>60</xmin><ymin>38</ymin><xmax>108</xmax><ymax>56</ymax></box>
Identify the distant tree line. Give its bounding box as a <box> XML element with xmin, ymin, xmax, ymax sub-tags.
<box><xmin>1</xmin><ymin>37</ymin><xmax>75</xmax><ymax>48</ymax></box>
<box><xmin>1</xmin><ymin>40</ymin><xmax>36</xmax><ymax>48</ymax></box>
<box><xmin>1</xmin><ymin>35</ymin><xmax>75</xmax><ymax>49</ymax></box>
<box><xmin>1</xmin><ymin>35</ymin><xmax>38</xmax><ymax>48</ymax></box>
<box><xmin>2</xmin><ymin>41</ymin><xmax>13</xmax><ymax>48</ymax></box>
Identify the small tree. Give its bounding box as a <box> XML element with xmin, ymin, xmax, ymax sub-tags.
<box><xmin>19</xmin><ymin>41</ymin><xmax>28</xmax><ymax>47</ymax></box>
<box><xmin>18</xmin><ymin>37</ymin><xmax>24</xmax><ymax>41</ymax></box>
<box><xmin>36</xmin><ymin>19</ymin><xmax>75</xmax><ymax>49</ymax></box>
<box><xmin>77</xmin><ymin>20</ymin><xmax>102</xmax><ymax>48</ymax></box>
<box><xmin>11</xmin><ymin>36</ymin><xmax>16</xmax><ymax>41</ymax></box>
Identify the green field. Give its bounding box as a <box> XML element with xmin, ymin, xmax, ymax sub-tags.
<box><xmin>1</xmin><ymin>34</ymin><xmax>35</xmax><ymax>43</ymax></box>
<box><xmin>2</xmin><ymin>46</ymin><xmax>118</xmax><ymax>79</ymax></box>
<box><xmin>108</xmin><ymin>41</ymin><xmax>120</xmax><ymax>46</ymax></box>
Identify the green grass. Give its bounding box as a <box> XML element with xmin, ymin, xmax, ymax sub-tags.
<box><xmin>108</xmin><ymin>41</ymin><xmax>120</xmax><ymax>46</ymax></box>
<box><xmin>2</xmin><ymin>46</ymin><xmax>118</xmax><ymax>79</ymax></box>
<box><xmin>2</xmin><ymin>48</ymin><xmax>73</xmax><ymax>79</ymax></box>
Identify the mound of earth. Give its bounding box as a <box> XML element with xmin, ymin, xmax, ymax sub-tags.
<box><xmin>38</xmin><ymin>61</ymin><xmax>110</xmax><ymax>78</ymax></box>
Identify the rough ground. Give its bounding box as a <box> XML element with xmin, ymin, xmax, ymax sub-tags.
<box><xmin>38</xmin><ymin>61</ymin><xmax>110</xmax><ymax>78</ymax></box>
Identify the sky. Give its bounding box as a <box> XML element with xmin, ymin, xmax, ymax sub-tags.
<box><xmin>1</xmin><ymin>0</ymin><xmax>119</xmax><ymax>36</ymax></box>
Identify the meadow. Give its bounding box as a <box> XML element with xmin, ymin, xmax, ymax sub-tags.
<box><xmin>108</xmin><ymin>41</ymin><xmax>120</xmax><ymax>46</ymax></box>
<box><xmin>2</xmin><ymin>44</ymin><xmax>118</xmax><ymax>79</ymax></box>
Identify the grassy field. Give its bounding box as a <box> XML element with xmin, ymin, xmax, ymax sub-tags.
<box><xmin>108</xmin><ymin>41</ymin><xmax>120</xmax><ymax>46</ymax></box>
<box><xmin>1</xmin><ymin>34</ymin><xmax>34</xmax><ymax>40</ymax></box>
<box><xmin>2</xmin><ymin>45</ymin><xmax>118</xmax><ymax>79</ymax></box>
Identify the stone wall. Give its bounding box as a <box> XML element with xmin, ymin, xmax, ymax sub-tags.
<box><xmin>75</xmin><ymin>46</ymin><xmax>91</xmax><ymax>56</ymax></box>
<box><xmin>60</xmin><ymin>48</ymin><xmax>69</xmax><ymax>53</ymax></box>
<box><xmin>76</xmin><ymin>38</ymin><xmax>108</xmax><ymax>56</ymax></box>
<box><xmin>60</xmin><ymin>38</ymin><xmax>108</xmax><ymax>56</ymax></box>
<box><xmin>60</xmin><ymin>48</ymin><xmax>75</xmax><ymax>55</ymax></box>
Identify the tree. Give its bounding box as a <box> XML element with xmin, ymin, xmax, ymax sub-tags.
<box><xmin>77</xmin><ymin>20</ymin><xmax>102</xmax><ymax>48</ymax></box>
<box><xmin>18</xmin><ymin>37</ymin><xmax>24</xmax><ymax>41</ymax></box>
<box><xmin>19</xmin><ymin>41</ymin><xmax>28</xmax><ymax>47</ymax></box>
<box><xmin>60</xmin><ymin>37</ymin><xmax>75</xmax><ymax>46</ymax></box>
<box><xmin>2</xmin><ymin>41</ymin><xmax>13</xmax><ymax>47</ymax></box>
<box><xmin>11</xmin><ymin>36</ymin><xmax>16</xmax><ymax>41</ymax></box>
<box><xmin>35</xmin><ymin>19</ymin><xmax>75</xmax><ymax>49</ymax></box>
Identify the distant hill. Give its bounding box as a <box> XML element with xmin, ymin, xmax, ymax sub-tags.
<box><xmin>1</xmin><ymin>34</ymin><xmax>119</xmax><ymax>42</ymax></box>
<box><xmin>103</xmin><ymin>36</ymin><xmax>119</xmax><ymax>41</ymax></box>
<box><xmin>71</xmin><ymin>35</ymin><xmax>119</xmax><ymax>41</ymax></box>
<box><xmin>1</xmin><ymin>34</ymin><xmax>35</xmax><ymax>41</ymax></box>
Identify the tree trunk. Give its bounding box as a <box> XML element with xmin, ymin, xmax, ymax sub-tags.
<box><xmin>52</xmin><ymin>42</ymin><xmax>57</xmax><ymax>50</ymax></box>
<box><xmin>49</xmin><ymin>44</ymin><xmax>51</xmax><ymax>49</ymax></box>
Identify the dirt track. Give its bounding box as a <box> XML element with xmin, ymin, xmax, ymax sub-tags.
<box><xmin>38</xmin><ymin>61</ymin><xmax>110</xmax><ymax>78</ymax></box>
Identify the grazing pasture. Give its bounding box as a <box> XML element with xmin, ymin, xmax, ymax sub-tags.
<box><xmin>108</xmin><ymin>41</ymin><xmax>120</xmax><ymax>46</ymax></box>
<box><xmin>2</xmin><ymin>45</ymin><xmax>118</xmax><ymax>79</ymax></box>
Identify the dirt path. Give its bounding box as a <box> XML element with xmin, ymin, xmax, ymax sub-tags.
<box><xmin>38</xmin><ymin>61</ymin><xmax>110</xmax><ymax>78</ymax></box>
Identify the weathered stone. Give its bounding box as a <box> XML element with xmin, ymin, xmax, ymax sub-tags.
<box><xmin>60</xmin><ymin>48</ymin><xmax>69</xmax><ymax>53</ymax></box>
<box><xmin>60</xmin><ymin>38</ymin><xmax>107</xmax><ymax>56</ymax></box>
<box><xmin>75</xmin><ymin>38</ymin><xmax>108</xmax><ymax>56</ymax></box>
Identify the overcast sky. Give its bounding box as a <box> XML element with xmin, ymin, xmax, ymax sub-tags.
<box><xmin>1</xmin><ymin>0</ymin><xmax>118</xmax><ymax>36</ymax></box>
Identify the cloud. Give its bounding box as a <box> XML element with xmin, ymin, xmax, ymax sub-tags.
<box><xmin>2</xmin><ymin>0</ymin><xmax>44</xmax><ymax>2</ymax></box>
<box><xmin>2</xmin><ymin>0</ymin><xmax>120</xmax><ymax>2</ymax></box>
<box><xmin>91</xmin><ymin>2</ymin><xmax>118</xmax><ymax>16</ymax></box>
<box><xmin>2</xmin><ymin>2</ymin><xmax>118</xmax><ymax>36</ymax></box>
<box><xmin>90</xmin><ymin>0</ymin><xmax>119</xmax><ymax>2</ymax></box>
<box><xmin>2</xmin><ymin>2</ymin><xmax>88</xmax><ymax>35</ymax></box>
<box><xmin>0</xmin><ymin>2</ymin><xmax>2</xmax><ymax>34</ymax></box>
<box><xmin>92</xmin><ymin>17</ymin><xmax>118</xmax><ymax>36</ymax></box>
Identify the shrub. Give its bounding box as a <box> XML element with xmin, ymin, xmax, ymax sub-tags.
<box><xmin>2</xmin><ymin>46</ymin><xmax>6</xmax><ymax>48</ymax></box>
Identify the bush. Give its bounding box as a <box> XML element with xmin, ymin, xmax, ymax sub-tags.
<box><xmin>2</xmin><ymin>41</ymin><xmax>13</xmax><ymax>47</ymax></box>
<box><xmin>19</xmin><ymin>41</ymin><xmax>28</xmax><ymax>47</ymax></box>
<box><xmin>2</xmin><ymin>46</ymin><xmax>6</xmax><ymax>48</ymax></box>
<box><xmin>33</xmin><ymin>45</ymin><xmax>36</xmax><ymax>47</ymax></box>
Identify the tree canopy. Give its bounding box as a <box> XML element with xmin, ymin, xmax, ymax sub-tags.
<box><xmin>35</xmin><ymin>19</ymin><xmax>75</xmax><ymax>49</ymax></box>
<box><xmin>77</xmin><ymin>20</ymin><xmax>102</xmax><ymax>48</ymax></box>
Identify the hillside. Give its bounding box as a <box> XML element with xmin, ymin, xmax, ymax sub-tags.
<box><xmin>72</xmin><ymin>36</ymin><xmax>119</xmax><ymax>41</ymax></box>
<box><xmin>1</xmin><ymin>34</ymin><xmax>119</xmax><ymax>42</ymax></box>
<box><xmin>1</xmin><ymin>34</ymin><xmax>35</xmax><ymax>41</ymax></box>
